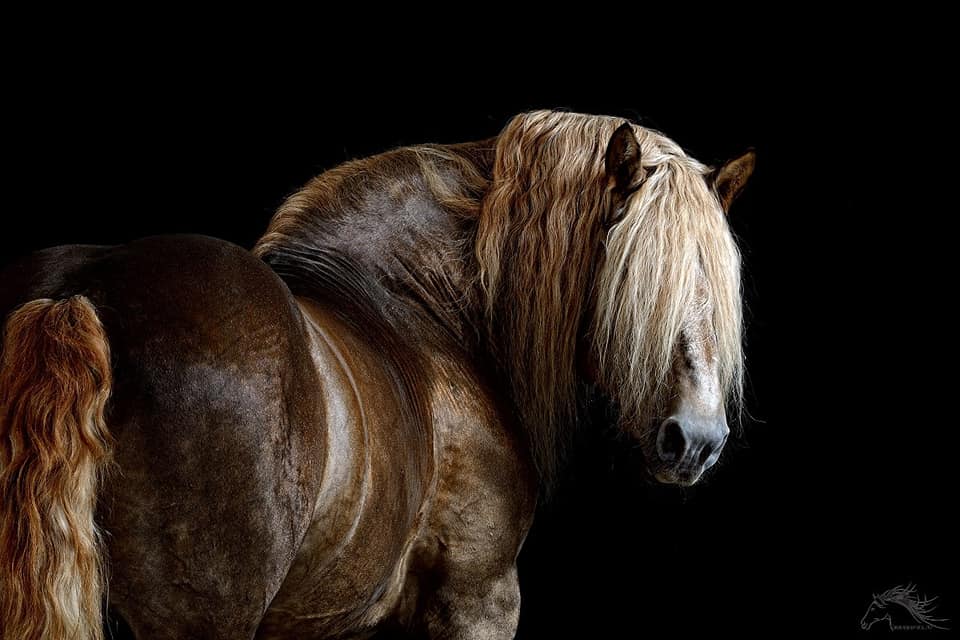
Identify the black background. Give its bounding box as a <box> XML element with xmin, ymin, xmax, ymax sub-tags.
<box><xmin>3</xmin><ymin>35</ymin><xmax>955</xmax><ymax>637</ymax></box>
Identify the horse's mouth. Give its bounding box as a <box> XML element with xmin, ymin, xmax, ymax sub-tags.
<box><xmin>636</xmin><ymin>449</ymin><xmax>703</xmax><ymax>487</ymax></box>
<box><xmin>653</xmin><ymin>467</ymin><xmax>702</xmax><ymax>487</ymax></box>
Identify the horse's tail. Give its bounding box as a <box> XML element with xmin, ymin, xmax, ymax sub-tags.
<box><xmin>0</xmin><ymin>296</ymin><xmax>114</xmax><ymax>640</ymax></box>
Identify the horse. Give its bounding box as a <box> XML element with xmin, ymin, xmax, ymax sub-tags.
<box><xmin>0</xmin><ymin>110</ymin><xmax>754</xmax><ymax>639</ymax></box>
<box><xmin>860</xmin><ymin>584</ymin><xmax>949</xmax><ymax>631</ymax></box>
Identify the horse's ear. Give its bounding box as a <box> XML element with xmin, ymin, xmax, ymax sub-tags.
<box><xmin>712</xmin><ymin>149</ymin><xmax>756</xmax><ymax>212</ymax></box>
<box><xmin>605</xmin><ymin>123</ymin><xmax>643</xmax><ymax>193</ymax></box>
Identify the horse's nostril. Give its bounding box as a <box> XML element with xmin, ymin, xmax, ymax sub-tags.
<box><xmin>698</xmin><ymin>443</ymin><xmax>714</xmax><ymax>466</ymax></box>
<box><xmin>657</xmin><ymin>419</ymin><xmax>687</xmax><ymax>463</ymax></box>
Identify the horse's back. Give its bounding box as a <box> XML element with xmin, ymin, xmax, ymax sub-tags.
<box><xmin>1</xmin><ymin>235</ymin><xmax>327</xmax><ymax>638</ymax></box>
<box><xmin>2</xmin><ymin>234</ymin><xmax>292</xmax><ymax>324</ymax></box>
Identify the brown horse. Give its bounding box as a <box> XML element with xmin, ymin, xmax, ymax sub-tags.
<box><xmin>0</xmin><ymin>110</ymin><xmax>754</xmax><ymax>639</ymax></box>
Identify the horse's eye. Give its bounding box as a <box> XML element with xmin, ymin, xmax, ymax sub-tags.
<box><xmin>678</xmin><ymin>333</ymin><xmax>694</xmax><ymax>370</ymax></box>
<box><xmin>606</xmin><ymin>206</ymin><xmax>627</xmax><ymax>227</ymax></box>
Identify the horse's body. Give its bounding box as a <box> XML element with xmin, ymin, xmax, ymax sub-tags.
<box><xmin>0</xmin><ymin>112</ymin><xmax>752</xmax><ymax>639</ymax></box>
<box><xmin>0</xmin><ymin>144</ymin><xmax>535</xmax><ymax>639</ymax></box>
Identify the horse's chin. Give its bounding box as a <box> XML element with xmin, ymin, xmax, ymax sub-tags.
<box><xmin>636</xmin><ymin>456</ymin><xmax>704</xmax><ymax>487</ymax></box>
<box><xmin>653</xmin><ymin>468</ymin><xmax>703</xmax><ymax>487</ymax></box>
<box><xmin>634</xmin><ymin>437</ymin><xmax>704</xmax><ymax>487</ymax></box>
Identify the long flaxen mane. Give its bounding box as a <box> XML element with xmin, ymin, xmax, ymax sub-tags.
<box><xmin>476</xmin><ymin>111</ymin><xmax>743</xmax><ymax>481</ymax></box>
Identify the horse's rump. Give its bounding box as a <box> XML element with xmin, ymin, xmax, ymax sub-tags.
<box><xmin>0</xmin><ymin>235</ymin><xmax>333</xmax><ymax>637</ymax></box>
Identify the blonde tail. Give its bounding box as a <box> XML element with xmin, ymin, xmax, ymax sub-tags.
<box><xmin>0</xmin><ymin>296</ymin><xmax>113</xmax><ymax>640</ymax></box>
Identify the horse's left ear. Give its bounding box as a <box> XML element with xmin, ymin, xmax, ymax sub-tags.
<box><xmin>712</xmin><ymin>149</ymin><xmax>756</xmax><ymax>212</ymax></box>
<box><xmin>605</xmin><ymin>123</ymin><xmax>643</xmax><ymax>193</ymax></box>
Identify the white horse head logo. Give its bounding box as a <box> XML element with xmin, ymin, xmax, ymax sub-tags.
<box><xmin>861</xmin><ymin>583</ymin><xmax>949</xmax><ymax>631</ymax></box>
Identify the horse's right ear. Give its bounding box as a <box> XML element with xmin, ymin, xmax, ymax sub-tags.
<box><xmin>605</xmin><ymin>123</ymin><xmax>643</xmax><ymax>193</ymax></box>
<box><xmin>712</xmin><ymin>149</ymin><xmax>756</xmax><ymax>212</ymax></box>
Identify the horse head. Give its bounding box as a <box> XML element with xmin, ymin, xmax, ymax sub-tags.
<box><xmin>590</xmin><ymin>122</ymin><xmax>755</xmax><ymax>486</ymax></box>
<box><xmin>476</xmin><ymin>111</ymin><xmax>755</xmax><ymax>488</ymax></box>
<box><xmin>861</xmin><ymin>596</ymin><xmax>893</xmax><ymax>630</ymax></box>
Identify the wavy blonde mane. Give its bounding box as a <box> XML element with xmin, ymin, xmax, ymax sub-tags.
<box><xmin>477</xmin><ymin>111</ymin><xmax>743</xmax><ymax>481</ymax></box>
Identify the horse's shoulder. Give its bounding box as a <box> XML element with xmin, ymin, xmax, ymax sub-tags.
<box><xmin>423</xmin><ymin>350</ymin><xmax>537</xmax><ymax>529</ymax></box>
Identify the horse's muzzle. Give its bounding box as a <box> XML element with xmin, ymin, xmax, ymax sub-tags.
<box><xmin>652</xmin><ymin>415</ymin><xmax>729</xmax><ymax>486</ymax></box>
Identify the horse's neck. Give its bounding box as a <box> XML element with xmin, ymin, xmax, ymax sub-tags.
<box><xmin>894</xmin><ymin>601</ymin><xmax>930</xmax><ymax>627</ymax></box>
<box><xmin>294</xmin><ymin>294</ymin><xmax>438</xmax><ymax>526</ymax></box>
<box><xmin>296</xmin><ymin>297</ymin><xmax>370</xmax><ymax>529</ymax></box>
<box><xmin>347</xmin><ymin>140</ymin><xmax>493</xmax><ymax>345</ymax></box>
<box><xmin>261</xmin><ymin>140</ymin><xmax>495</xmax><ymax>352</ymax></box>
<box><xmin>879</xmin><ymin>601</ymin><xmax>925</xmax><ymax>629</ymax></box>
